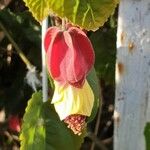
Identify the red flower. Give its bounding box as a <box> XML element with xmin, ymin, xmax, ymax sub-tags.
<box><xmin>44</xmin><ymin>26</ymin><xmax>94</xmax><ymax>88</ymax></box>
<box><xmin>8</xmin><ymin>115</ymin><xmax>21</xmax><ymax>132</ymax></box>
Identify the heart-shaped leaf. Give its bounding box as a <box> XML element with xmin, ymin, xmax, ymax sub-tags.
<box><xmin>23</xmin><ymin>0</ymin><xmax>119</xmax><ymax>30</ymax></box>
<box><xmin>20</xmin><ymin>91</ymin><xmax>86</xmax><ymax>150</ymax></box>
<box><xmin>23</xmin><ymin>0</ymin><xmax>50</xmax><ymax>22</ymax></box>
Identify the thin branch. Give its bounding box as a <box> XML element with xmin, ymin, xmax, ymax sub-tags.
<box><xmin>88</xmin><ymin>132</ymin><xmax>108</xmax><ymax>150</ymax></box>
<box><xmin>0</xmin><ymin>21</ymin><xmax>33</xmax><ymax>70</ymax></box>
<box><xmin>101</xmin><ymin>137</ymin><xmax>113</xmax><ymax>145</ymax></box>
<box><xmin>3</xmin><ymin>131</ymin><xmax>19</xmax><ymax>142</ymax></box>
<box><xmin>90</xmin><ymin>80</ymin><xmax>103</xmax><ymax>150</ymax></box>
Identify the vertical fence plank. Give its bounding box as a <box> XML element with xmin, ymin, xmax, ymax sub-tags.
<box><xmin>114</xmin><ymin>0</ymin><xmax>150</xmax><ymax>149</ymax></box>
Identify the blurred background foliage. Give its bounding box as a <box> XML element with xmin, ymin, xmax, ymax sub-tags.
<box><xmin>0</xmin><ymin>0</ymin><xmax>117</xmax><ymax>149</ymax></box>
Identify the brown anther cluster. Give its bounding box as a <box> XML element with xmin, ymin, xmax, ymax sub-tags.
<box><xmin>64</xmin><ymin>114</ymin><xmax>86</xmax><ymax>135</ymax></box>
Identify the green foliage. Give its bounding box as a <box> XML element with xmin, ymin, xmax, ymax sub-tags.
<box><xmin>0</xmin><ymin>9</ymin><xmax>41</xmax><ymax>49</ymax></box>
<box><xmin>23</xmin><ymin>0</ymin><xmax>119</xmax><ymax>30</ymax></box>
<box><xmin>20</xmin><ymin>91</ymin><xmax>86</xmax><ymax>150</ymax></box>
<box><xmin>87</xmin><ymin>68</ymin><xmax>100</xmax><ymax>122</ymax></box>
<box><xmin>22</xmin><ymin>0</ymin><xmax>50</xmax><ymax>22</ymax></box>
<box><xmin>144</xmin><ymin>122</ymin><xmax>150</xmax><ymax>150</ymax></box>
<box><xmin>0</xmin><ymin>1</ymin><xmax>117</xmax><ymax>149</ymax></box>
<box><xmin>90</xmin><ymin>27</ymin><xmax>116</xmax><ymax>85</ymax></box>
<box><xmin>0</xmin><ymin>8</ymin><xmax>41</xmax><ymax>113</ymax></box>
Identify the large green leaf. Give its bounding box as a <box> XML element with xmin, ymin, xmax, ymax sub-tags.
<box><xmin>87</xmin><ymin>68</ymin><xmax>100</xmax><ymax>122</ymax></box>
<box><xmin>20</xmin><ymin>91</ymin><xmax>85</xmax><ymax>150</ymax></box>
<box><xmin>144</xmin><ymin>122</ymin><xmax>150</xmax><ymax>150</ymax></box>
<box><xmin>23</xmin><ymin>0</ymin><xmax>119</xmax><ymax>30</ymax></box>
<box><xmin>23</xmin><ymin>0</ymin><xmax>50</xmax><ymax>22</ymax></box>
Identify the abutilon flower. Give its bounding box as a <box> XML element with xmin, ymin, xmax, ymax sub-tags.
<box><xmin>44</xmin><ymin>25</ymin><xmax>95</xmax><ymax>135</ymax></box>
<box><xmin>52</xmin><ymin>80</ymin><xmax>94</xmax><ymax>135</ymax></box>
<box><xmin>44</xmin><ymin>26</ymin><xmax>95</xmax><ymax>88</ymax></box>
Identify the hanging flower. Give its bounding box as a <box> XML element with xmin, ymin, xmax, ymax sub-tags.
<box><xmin>44</xmin><ymin>26</ymin><xmax>95</xmax><ymax>88</ymax></box>
<box><xmin>51</xmin><ymin>80</ymin><xmax>94</xmax><ymax>135</ymax></box>
<box><xmin>44</xmin><ymin>24</ymin><xmax>95</xmax><ymax>135</ymax></box>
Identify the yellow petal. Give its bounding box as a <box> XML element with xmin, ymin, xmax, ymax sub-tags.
<box><xmin>51</xmin><ymin>80</ymin><xmax>94</xmax><ymax>120</ymax></box>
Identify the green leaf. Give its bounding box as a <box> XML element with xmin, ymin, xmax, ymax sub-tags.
<box><xmin>144</xmin><ymin>122</ymin><xmax>150</xmax><ymax>150</ymax></box>
<box><xmin>23</xmin><ymin>0</ymin><xmax>119</xmax><ymax>30</ymax></box>
<box><xmin>23</xmin><ymin>0</ymin><xmax>50</xmax><ymax>22</ymax></box>
<box><xmin>49</xmin><ymin>0</ymin><xmax>119</xmax><ymax>31</ymax></box>
<box><xmin>87</xmin><ymin>68</ymin><xmax>100</xmax><ymax>122</ymax></box>
<box><xmin>20</xmin><ymin>91</ymin><xmax>86</xmax><ymax>150</ymax></box>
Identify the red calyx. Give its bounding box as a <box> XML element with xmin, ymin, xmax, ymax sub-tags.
<box><xmin>44</xmin><ymin>26</ymin><xmax>94</xmax><ymax>88</ymax></box>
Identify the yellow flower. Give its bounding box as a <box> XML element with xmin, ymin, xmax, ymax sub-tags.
<box><xmin>51</xmin><ymin>80</ymin><xmax>94</xmax><ymax>121</ymax></box>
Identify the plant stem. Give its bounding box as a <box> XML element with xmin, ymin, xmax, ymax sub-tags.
<box><xmin>41</xmin><ymin>18</ymin><xmax>48</xmax><ymax>102</ymax></box>
<box><xmin>50</xmin><ymin>15</ymin><xmax>55</xmax><ymax>26</ymax></box>
<box><xmin>61</xmin><ymin>18</ymin><xmax>66</xmax><ymax>31</ymax></box>
<box><xmin>0</xmin><ymin>21</ymin><xmax>33</xmax><ymax>70</ymax></box>
<box><xmin>88</xmin><ymin>132</ymin><xmax>108</xmax><ymax>150</ymax></box>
